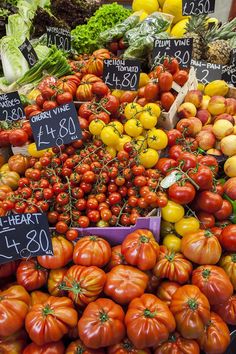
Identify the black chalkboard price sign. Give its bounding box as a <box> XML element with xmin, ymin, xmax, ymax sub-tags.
<box><xmin>103</xmin><ymin>59</ymin><xmax>141</xmax><ymax>91</ymax></box>
<box><xmin>30</xmin><ymin>102</ymin><xmax>82</xmax><ymax>150</ymax></box>
<box><xmin>0</xmin><ymin>92</ymin><xmax>25</xmax><ymax>122</ymax></box>
<box><xmin>222</xmin><ymin>64</ymin><xmax>236</xmax><ymax>87</ymax></box>
<box><xmin>153</xmin><ymin>38</ymin><xmax>193</xmax><ymax>68</ymax></box>
<box><xmin>47</xmin><ymin>26</ymin><xmax>71</xmax><ymax>52</ymax></box>
<box><xmin>182</xmin><ymin>0</ymin><xmax>215</xmax><ymax>15</ymax></box>
<box><xmin>191</xmin><ymin>59</ymin><xmax>222</xmax><ymax>84</ymax></box>
<box><xmin>18</xmin><ymin>38</ymin><xmax>38</xmax><ymax>68</ymax></box>
<box><xmin>0</xmin><ymin>213</ymin><xmax>53</xmax><ymax>265</ymax></box>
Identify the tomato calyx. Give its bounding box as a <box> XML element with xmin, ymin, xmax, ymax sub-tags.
<box><xmin>75</xmin><ymin>345</ymin><xmax>85</xmax><ymax>354</ymax></box>
<box><xmin>187</xmin><ymin>299</ymin><xmax>199</xmax><ymax>311</ymax></box>
<box><xmin>168</xmin><ymin>333</ymin><xmax>177</xmax><ymax>343</ymax></box>
<box><xmin>202</xmin><ymin>268</ymin><xmax>211</xmax><ymax>280</ymax></box>
<box><xmin>165</xmin><ymin>252</ymin><xmax>175</xmax><ymax>262</ymax></box>
<box><xmin>42</xmin><ymin>304</ymin><xmax>54</xmax><ymax>317</ymax></box>
<box><xmin>89</xmin><ymin>235</ymin><xmax>98</xmax><ymax>241</ymax></box>
<box><xmin>231</xmin><ymin>254</ymin><xmax>236</xmax><ymax>263</ymax></box>
<box><xmin>139</xmin><ymin>235</ymin><xmax>150</xmax><ymax>243</ymax></box>
<box><xmin>143</xmin><ymin>308</ymin><xmax>157</xmax><ymax>318</ymax></box>
<box><xmin>99</xmin><ymin>310</ymin><xmax>109</xmax><ymax>323</ymax></box>
<box><xmin>122</xmin><ymin>339</ymin><xmax>134</xmax><ymax>350</ymax></box>
<box><xmin>204</xmin><ymin>230</ymin><xmax>213</xmax><ymax>238</ymax></box>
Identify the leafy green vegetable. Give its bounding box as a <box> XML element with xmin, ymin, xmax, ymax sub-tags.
<box><xmin>0</xmin><ymin>36</ymin><xmax>29</xmax><ymax>83</ymax></box>
<box><xmin>72</xmin><ymin>3</ymin><xmax>130</xmax><ymax>54</ymax></box>
<box><xmin>17</xmin><ymin>46</ymin><xmax>71</xmax><ymax>85</ymax></box>
<box><xmin>6</xmin><ymin>13</ymin><xmax>31</xmax><ymax>40</ymax></box>
<box><xmin>34</xmin><ymin>44</ymin><xmax>51</xmax><ymax>61</ymax></box>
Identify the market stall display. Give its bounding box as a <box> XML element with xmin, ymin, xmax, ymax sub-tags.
<box><xmin>0</xmin><ymin>0</ymin><xmax>236</xmax><ymax>353</ymax></box>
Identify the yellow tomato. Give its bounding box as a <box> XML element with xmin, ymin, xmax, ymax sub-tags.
<box><xmin>27</xmin><ymin>88</ymin><xmax>41</xmax><ymax>101</ymax></box>
<box><xmin>27</xmin><ymin>143</ymin><xmax>52</xmax><ymax>158</ymax></box>
<box><xmin>100</xmin><ymin>126</ymin><xmax>119</xmax><ymax>146</ymax></box>
<box><xmin>106</xmin><ymin>146</ymin><xmax>116</xmax><ymax>158</ymax></box>
<box><xmin>112</xmin><ymin>89</ymin><xmax>123</xmax><ymax>99</ymax></box>
<box><xmin>144</xmin><ymin>103</ymin><xmax>161</xmax><ymax>118</ymax></box>
<box><xmin>124</xmin><ymin>119</ymin><xmax>143</xmax><ymax>137</ymax></box>
<box><xmin>0</xmin><ymin>163</ymin><xmax>10</xmax><ymax>172</ymax></box>
<box><xmin>147</xmin><ymin>128</ymin><xmax>168</xmax><ymax>150</ymax></box>
<box><xmin>132</xmin><ymin>135</ymin><xmax>147</xmax><ymax>151</ymax></box>
<box><xmin>124</xmin><ymin>102</ymin><xmax>143</xmax><ymax>120</ymax></box>
<box><xmin>89</xmin><ymin>119</ymin><xmax>105</xmax><ymax>135</ymax></box>
<box><xmin>139</xmin><ymin>148</ymin><xmax>159</xmax><ymax>168</ymax></box>
<box><xmin>109</xmin><ymin>121</ymin><xmax>124</xmax><ymax>134</ymax></box>
<box><xmin>163</xmin><ymin>234</ymin><xmax>182</xmax><ymax>252</ymax></box>
<box><xmin>139</xmin><ymin>112</ymin><xmax>157</xmax><ymax>129</ymax></box>
<box><xmin>115</xmin><ymin>135</ymin><xmax>132</xmax><ymax>151</ymax></box>
<box><xmin>161</xmin><ymin>200</ymin><xmax>185</xmax><ymax>223</ymax></box>
<box><xmin>139</xmin><ymin>73</ymin><xmax>150</xmax><ymax>88</ymax></box>
<box><xmin>174</xmin><ymin>216</ymin><xmax>200</xmax><ymax>237</ymax></box>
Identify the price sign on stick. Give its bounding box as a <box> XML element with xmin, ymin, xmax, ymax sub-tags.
<box><xmin>0</xmin><ymin>92</ymin><xmax>25</xmax><ymax>122</ymax></box>
<box><xmin>183</xmin><ymin>0</ymin><xmax>215</xmax><ymax>15</ymax></box>
<box><xmin>153</xmin><ymin>38</ymin><xmax>193</xmax><ymax>68</ymax></box>
<box><xmin>103</xmin><ymin>59</ymin><xmax>141</xmax><ymax>91</ymax></box>
<box><xmin>47</xmin><ymin>26</ymin><xmax>71</xmax><ymax>52</ymax></box>
<box><xmin>30</xmin><ymin>102</ymin><xmax>82</xmax><ymax>150</ymax></box>
<box><xmin>191</xmin><ymin>59</ymin><xmax>222</xmax><ymax>84</ymax></box>
<box><xmin>0</xmin><ymin>213</ymin><xmax>53</xmax><ymax>264</ymax></box>
<box><xmin>19</xmin><ymin>38</ymin><xmax>38</xmax><ymax>68</ymax></box>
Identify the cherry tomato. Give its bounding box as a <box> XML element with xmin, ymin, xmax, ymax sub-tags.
<box><xmin>24</xmin><ymin>105</ymin><xmax>40</xmax><ymax>117</ymax></box>
<box><xmin>66</xmin><ymin>229</ymin><xmax>79</xmax><ymax>241</ymax></box>
<box><xmin>55</xmin><ymin>221</ymin><xmax>69</xmax><ymax>233</ymax></box>
<box><xmin>56</xmin><ymin>92</ymin><xmax>73</xmax><ymax>105</ymax></box>
<box><xmin>36</xmin><ymin>94</ymin><xmax>45</xmax><ymax>107</ymax></box>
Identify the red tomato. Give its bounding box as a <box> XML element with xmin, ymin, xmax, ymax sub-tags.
<box><xmin>119</xmin><ymin>91</ymin><xmax>137</xmax><ymax>103</ymax></box>
<box><xmin>23</xmin><ymin>341</ymin><xmax>65</xmax><ymax>354</ymax></box>
<box><xmin>24</xmin><ymin>105</ymin><xmax>40</xmax><ymax>117</ymax></box>
<box><xmin>56</xmin><ymin>92</ymin><xmax>73</xmax><ymax>105</ymax></box>
<box><xmin>214</xmin><ymin>200</ymin><xmax>233</xmax><ymax>221</ymax></box>
<box><xmin>156</xmin><ymin>158</ymin><xmax>178</xmax><ymax>175</ymax></box>
<box><xmin>42</xmin><ymin>101</ymin><xmax>58</xmax><ymax>111</ymax></box>
<box><xmin>168</xmin><ymin>181</ymin><xmax>196</xmax><ymax>205</ymax></box>
<box><xmin>168</xmin><ymin>145</ymin><xmax>185</xmax><ymax>160</ymax></box>
<box><xmin>0</xmin><ymin>130</ymin><xmax>10</xmax><ymax>146</ymax></box>
<box><xmin>102</xmin><ymin>95</ymin><xmax>119</xmax><ymax>114</ymax></box>
<box><xmin>9</xmin><ymin>129</ymin><xmax>28</xmax><ymax>146</ymax></box>
<box><xmin>198</xmin><ymin>155</ymin><xmax>219</xmax><ymax>175</ymax></box>
<box><xmin>177</xmin><ymin>152</ymin><xmax>197</xmax><ymax>171</ymax></box>
<box><xmin>219</xmin><ymin>225</ymin><xmax>236</xmax><ymax>251</ymax></box>
<box><xmin>36</xmin><ymin>94</ymin><xmax>45</xmax><ymax>107</ymax></box>
<box><xmin>163</xmin><ymin>58</ymin><xmax>179</xmax><ymax>74</ymax></box>
<box><xmin>167</xmin><ymin>129</ymin><xmax>182</xmax><ymax>146</ymax></box>
<box><xmin>189</xmin><ymin>165</ymin><xmax>213</xmax><ymax>190</ymax></box>
<box><xmin>176</xmin><ymin>119</ymin><xmax>194</xmax><ymax>136</ymax></box>
<box><xmin>161</xmin><ymin>92</ymin><xmax>175</xmax><ymax>111</ymax></box>
<box><xmin>159</xmin><ymin>72</ymin><xmax>173</xmax><ymax>92</ymax></box>
<box><xmin>22</xmin><ymin>121</ymin><xmax>33</xmax><ymax>138</ymax></box>
<box><xmin>197</xmin><ymin>211</ymin><xmax>215</xmax><ymax>229</ymax></box>
<box><xmin>195</xmin><ymin>191</ymin><xmax>223</xmax><ymax>213</ymax></box>
<box><xmin>173</xmin><ymin>70</ymin><xmax>189</xmax><ymax>86</ymax></box>
<box><xmin>16</xmin><ymin>258</ymin><xmax>48</xmax><ymax>291</ymax></box>
<box><xmin>92</xmin><ymin>82</ymin><xmax>109</xmax><ymax>97</ymax></box>
<box><xmin>79</xmin><ymin>103</ymin><xmax>93</xmax><ymax>119</ymax></box>
<box><xmin>57</xmin><ymin>79</ymin><xmax>77</xmax><ymax>97</ymax></box>
<box><xmin>144</xmin><ymin>83</ymin><xmax>159</xmax><ymax>101</ymax></box>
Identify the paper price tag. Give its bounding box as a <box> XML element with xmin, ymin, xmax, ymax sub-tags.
<box><xmin>0</xmin><ymin>213</ymin><xmax>52</xmax><ymax>264</ymax></box>
<box><xmin>0</xmin><ymin>92</ymin><xmax>25</xmax><ymax>122</ymax></box>
<box><xmin>103</xmin><ymin>59</ymin><xmax>141</xmax><ymax>91</ymax></box>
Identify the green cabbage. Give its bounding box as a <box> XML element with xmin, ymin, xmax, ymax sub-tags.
<box><xmin>0</xmin><ymin>36</ymin><xmax>29</xmax><ymax>83</ymax></box>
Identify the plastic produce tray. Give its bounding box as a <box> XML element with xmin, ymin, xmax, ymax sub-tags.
<box><xmin>51</xmin><ymin>209</ymin><xmax>161</xmax><ymax>245</ymax></box>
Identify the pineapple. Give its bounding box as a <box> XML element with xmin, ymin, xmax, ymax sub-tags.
<box><xmin>184</xmin><ymin>15</ymin><xmax>208</xmax><ymax>60</ymax></box>
<box><xmin>204</xmin><ymin>18</ymin><xmax>236</xmax><ymax>65</ymax></box>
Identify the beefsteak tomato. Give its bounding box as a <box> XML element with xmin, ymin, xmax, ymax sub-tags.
<box><xmin>154</xmin><ymin>332</ymin><xmax>200</xmax><ymax>354</ymax></box>
<box><xmin>64</xmin><ymin>265</ymin><xmax>106</xmax><ymax>306</ymax></box>
<box><xmin>78</xmin><ymin>298</ymin><xmax>125</xmax><ymax>349</ymax></box>
<box><xmin>66</xmin><ymin>339</ymin><xmax>105</xmax><ymax>354</ymax></box>
<box><xmin>0</xmin><ymin>285</ymin><xmax>30</xmax><ymax>337</ymax></box>
<box><xmin>170</xmin><ymin>285</ymin><xmax>210</xmax><ymax>339</ymax></box>
<box><xmin>104</xmin><ymin>265</ymin><xmax>148</xmax><ymax>305</ymax></box>
<box><xmin>156</xmin><ymin>281</ymin><xmax>181</xmax><ymax>306</ymax></box>
<box><xmin>125</xmin><ymin>293</ymin><xmax>176</xmax><ymax>349</ymax></box>
<box><xmin>191</xmin><ymin>265</ymin><xmax>233</xmax><ymax>305</ymax></box>
<box><xmin>121</xmin><ymin>229</ymin><xmax>159</xmax><ymax>271</ymax></box>
<box><xmin>212</xmin><ymin>294</ymin><xmax>236</xmax><ymax>325</ymax></box>
<box><xmin>16</xmin><ymin>258</ymin><xmax>48</xmax><ymax>291</ymax></box>
<box><xmin>47</xmin><ymin>268</ymin><xmax>67</xmax><ymax>296</ymax></box>
<box><xmin>37</xmin><ymin>235</ymin><xmax>73</xmax><ymax>269</ymax></box>
<box><xmin>219</xmin><ymin>253</ymin><xmax>236</xmax><ymax>290</ymax></box>
<box><xmin>25</xmin><ymin>296</ymin><xmax>78</xmax><ymax>345</ymax></box>
<box><xmin>0</xmin><ymin>260</ymin><xmax>18</xmax><ymax>278</ymax></box>
<box><xmin>23</xmin><ymin>341</ymin><xmax>65</xmax><ymax>354</ymax></box>
<box><xmin>106</xmin><ymin>245</ymin><xmax>127</xmax><ymax>271</ymax></box>
<box><xmin>181</xmin><ymin>230</ymin><xmax>222</xmax><ymax>265</ymax></box>
<box><xmin>108</xmin><ymin>338</ymin><xmax>151</xmax><ymax>354</ymax></box>
<box><xmin>0</xmin><ymin>329</ymin><xmax>28</xmax><ymax>354</ymax></box>
<box><xmin>153</xmin><ymin>246</ymin><xmax>192</xmax><ymax>284</ymax></box>
<box><xmin>73</xmin><ymin>235</ymin><xmax>111</xmax><ymax>267</ymax></box>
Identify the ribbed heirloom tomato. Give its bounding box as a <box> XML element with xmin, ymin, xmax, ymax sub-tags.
<box><xmin>47</xmin><ymin>268</ymin><xmax>67</xmax><ymax>297</ymax></box>
<box><xmin>121</xmin><ymin>229</ymin><xmax>159</xmax><ymax>271</ymax></box>
<box><xmin>106</xmin><ymin>245</ymin><xmax>127</xmax><ymax>271</ymax></box>
<box><xmin>16</xmin><ymin>258</ymin><xmax>48</xmax><ymax>291</ymax></box>
<box><xmin>170</xmin><ymin>285</ymin><xmax>210</xmax><ymax>339</ymax></box>
<box><xmin>23</xmin><ymin>341</ymin><xmax>65</xmax><ymax>354</ymax></box>
<box><xmin>73</xmin><ymin>235</ymin><xmax>111</xmax><ymax>267</ymax></box>
<box><xmin>25</xmin><ymin>296</ymin><xmax>78</xmax><ymax>345</ymax></box>
<box><xmin>65</xmin><ymin>339</ymin><xmax>105</xmax><ymax>354</ymax></box>
<box><xmin>107</xmin><ymin>338</ymin><xmax>151</xmax><ymax>354</ymax></box>
<box><xmin>212</xmin><ymin>294</ymin><xmax>236</xmax><ymax>325</ymax></box>
<box><xmin>0</xmin><ymin>329</ymin><xmax>28</xmax><ymax>354</ymax></box>
<box><xmin>104</xmin><ymin>265</ymin><xmax>148</xmax><ymax>305</ymax></box>
<box><xmin>78</xmin><ymin>298</ymin><xmax>126</xmax><ymax>349</ymax></box>
<box><xmin>156</xmin><ymin>281</ymin><xmax>181</xmax><ymax>306</ymax></box>
<box><xmin>219</xmin><ymin>253</ymin><xmax>236</xmax><ymax>290</ymax></box>
<box><xmin>155</xmin><ymin>332</ymin><xmax>200</xmax><ymax>354</ymax></box>
<box><xmin>125</xmin><ymin>294</ymin><xmax>176</xmax><ymax>349</ymax></box>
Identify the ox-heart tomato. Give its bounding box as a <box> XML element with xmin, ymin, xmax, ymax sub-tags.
<box><xmin>25</xmin><ymin>296</ymin><xmax>78</xmax><ymax>345</ymax></box>
<box><xmin>73</xmin><ymin>236</ymin><xmax>111</xmax><ymax>267</ymax></box>
<box><xmin>107</xmin><ymin>338</ymin><xmax>151</xmax><ymax>354</ymax></box>
<box><xmin>78</xmin><ymin>298</ymin><xmax>126</xmax><ymax>349</ymax></box>
<box><xmin>16</xmin><ymin>258</ymin><xmax>48</xmax><ymax>292</ymax></box>
<box><xmin>23</xmin><ymin>341</ymin><xmax>65</xmax><ymax>354</ymax></box>
<box><xmin>106</xmin><ymin>245</ymin><xmax>127</xmax><ymax>271</ymax></box>
<box><xmin>170</xmin><ymin>285</ymin><xmax>210</xmax><ymax>339</ymax></box>
<box><xmin>47</xmin><ymin>268</ymin><xmax>67</xmax><ymax>297</ymax></box>
<box><xmin>66</xmin><ymin>339</ymin><xmax>105</xmax><ymax>354</ymax></box>
<box><xmin>0</xmin><ymin>330</ymin><xmax>28</xmax><ymax>354</ymax></box>
<box><xmin>219</xmin><ymin>253</ymin><xmax>236</xmax><ymax>290</ymax></box>
<box><xmin>104</xmin><ymin>265</ymin><xmax>148</xmax><ymax>305</ymax></box>
<box><xmin>121</xmin><ymin>229</ymin><xmax>159</xmax><ymax>271</ymax></box>
<box><xmin>30</xmin><ymin>291</ymin><xmax>50</xmax><ymax>308</ymax></box>
<box><xmin>156</xmin><ymin>281</ymin><xmax>181</xmax><ymax>306</ymax></box>
<box><xmin>191</xmin><ymin>265</ymin><xmax>233</xmax><ymax>305</ymax></box>
<box><xmin>125</xmin><ymin>293</ymin><xmax>176</xmax><ymax>349</ymax></box>
<box><xmin>155</xmin><ymin>332</ymin><xmax>200</xmax><ymax>354</ymax></box>
<box><xmin>0</xmin><ymin>285</ymin><xmax>30</xmax><ymax>337</ymax></box>
<box><xmin>212</xmin><ymin>294</ymin><xmax>236</xmax><ymax>325</ymax></box>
